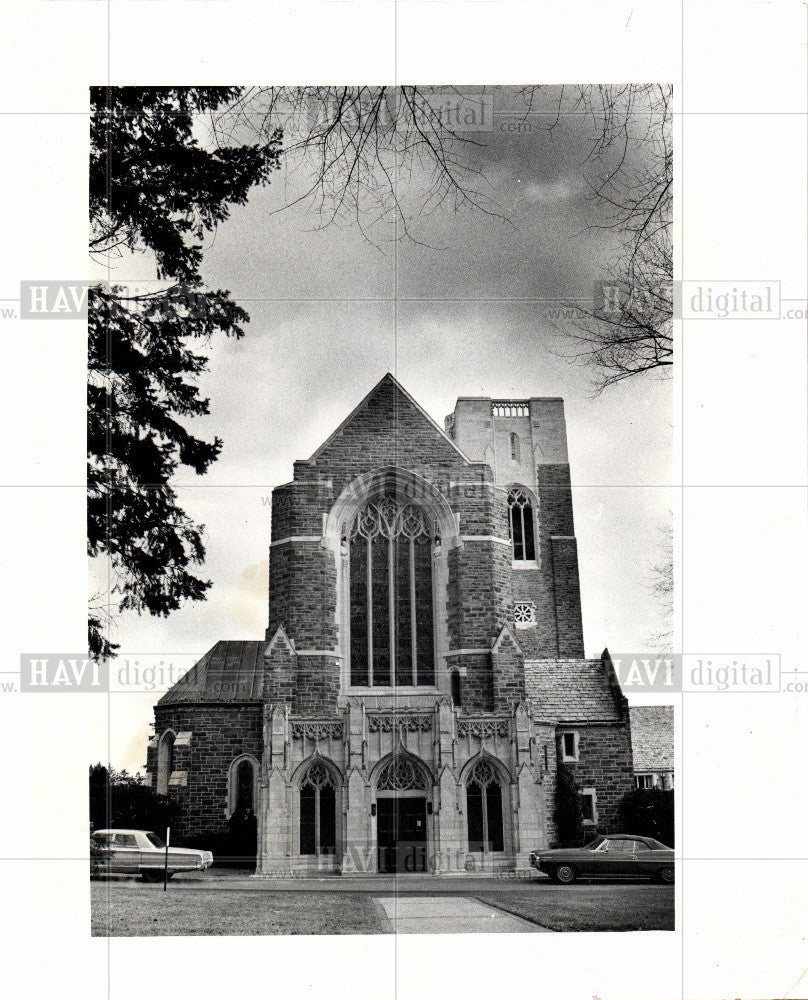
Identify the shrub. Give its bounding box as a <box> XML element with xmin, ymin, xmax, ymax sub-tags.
<box><xmin>554</xmin><ymin>762</ymin><xmax>585</xmax><ymax>847</ymax></box>
<box><xmin>182</xmin><ymin>810</ymin><xmax>257</xmax><ymax>868</ymax></box>
<box><xmin>620</xmin><ymin>788</ymin><xmax>674</xmax><ymax>846</ymax></box>
<box><xmin>89</xmin><ymin>763</ymin><xmax>180</xmax><ymax>834</ymax></box>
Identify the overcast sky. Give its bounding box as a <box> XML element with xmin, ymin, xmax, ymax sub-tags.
<box><xmin>95</xmin><ymin>86</ymin><xmax>672</xmax><ymax>771</ymax></box>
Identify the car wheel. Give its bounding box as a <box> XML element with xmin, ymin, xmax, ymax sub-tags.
<box><xmin>140</xmin><ymin>869</ymin><xmax>163</xmax><ymax>883</ymax></box>
<box><xmin>658</xmin><ymin>866</ymin><xmax>674</xmax><ymax>884</ymax></box>
<box><xmin>554</xmin><ymin>864</ymin><xmax>577</xmax><ymax>884</ymax></box>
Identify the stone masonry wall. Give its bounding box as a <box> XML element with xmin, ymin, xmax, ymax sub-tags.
<box><xmin>446</xmin><ymin>652</ymin><xmax>493</xmax><ymax>711</ymax></box>
<box><xmin>492</xmin><ymin>629</ymin><xmax>526</xmax><ymax>710</ymax></box>
<box><xmin>550</xmin><ymin>537</ymin><xmax>585</xmax><ymax>657</ymax></box>
<box><xmin>536</xmin><ymin>463</ymin><xmax>584</xmax><ymax>657</ymax></box>
<box><xmin>294</xmin><ymin>654</ymin><xmax>341</xmax><ymax>714</ymax></box>
<box><xmin>267</xmin><ymin>537</ymin><xmax>338</xmax><ymax>649</ymax></box>
<box><xmin>149</xmin><ymin>704</ymin><xmax>262</xmax><ymax>838</ymax></box>
<box><xmin>558</xmin><ymin>722</ymin><xmax>635</xmax><ymax>835</ymax></box>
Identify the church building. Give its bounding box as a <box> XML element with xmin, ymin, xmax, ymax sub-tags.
<box><xmin>146</xmin><ymin>374</ymin><xmax>634</xmax><ymax>874</ymax></box>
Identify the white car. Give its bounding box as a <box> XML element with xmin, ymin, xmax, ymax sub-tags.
<box><xmin>92</xmin><ymin>829</ymin><xmax>213</xmax><ymax>881</ymax></box>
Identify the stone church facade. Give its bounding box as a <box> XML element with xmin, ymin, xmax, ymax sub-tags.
<box><xmin>146</xmin><ymin>374</ymin><xmax>634</xmax><ymax>874</ymax></box>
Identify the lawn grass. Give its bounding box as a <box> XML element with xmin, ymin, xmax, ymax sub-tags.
<box><xmin>474</xmin><ymin>885</ymin><xmax>675</xmax><ymax>931</ymax></box>
<box><xmin>91</xmin><ymin>885</ymin><xmax>389</xmax><ymax>936</ymax></box>
<box><xmin>91</xmin><ymin>881</ymin><xmax>674</xmax><ymax>935</ymax></box>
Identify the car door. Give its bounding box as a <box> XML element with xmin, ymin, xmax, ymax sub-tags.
<box><xmin>587</xmin><ymin>838</ymin><xmax>616</xmax><ymax>875</ymax></box>
<box><xmin>634</xmin><ymin>838</ymin><xmax>668</xmax><ymax>876</ymax></box>
<box><xmin>613</xmin><ymin>838</ymin><xmax>648</xmax><ymax>876</ymax></box>
<box><xmin>111</xmin><ymin>832</ymin><xmax>142</xmax><ymax>874</ymax></box>
<box><xmin>593</xmin><ymin>837</ymin><xmax>636</xmax><ymax>875</ymax></box>
<box><xmin>139</xmin><ymin>832</ymin><xmax>166</xmax><ymax>870</ymax></box>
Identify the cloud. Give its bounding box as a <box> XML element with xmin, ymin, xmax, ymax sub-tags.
<box><xmin>210</xmin><ymin>559</ymin><xmax>269</xmax><ymax>634</ymax></box>
<box><xmin>520</xmin><ymin>175</ymin><xmax>583</xmax><ymax>205</ymax></box>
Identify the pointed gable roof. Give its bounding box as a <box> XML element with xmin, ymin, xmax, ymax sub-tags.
<box><xmin>307</xmin><ymin>372</ymin><xmax>472</xmax><ymax>465</ymax></box>
<box><xmin>492</xmin><ymin>623</ymin><xmax>523</xmax><ymax>657</ymax></box>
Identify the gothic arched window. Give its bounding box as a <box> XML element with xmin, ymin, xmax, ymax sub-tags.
<box><xmin>227</xmin><ymin>755</ymin><xmax>259</xmax><ymax>819</ymax></box>
<box><xmin>466</xmin><ymin>759</ymin><xmax>505</xmax><ymax>853</ymax></box>
<box><xmin>349</xmin><ymin>495</ymin><xmax>435</xmax><ymax>687</ymax></box>
<box><xmin>235</xmin><ymin>759</ymin><xmax>254</xmax><ymax>812</ymax></box>
<box><xmin>507</xmin><ymin>488</ymin><xmax>536</xmax><ymax>562</ymax></box>
<box><xmin>299</xmin><ymin>762</ymin><xmax>336</xmax><ymax>856</ymax></box>
<box><xmin>156</xmin><ymin>731</ymin><xmax>175</xmax><ymax>795</ymax></box>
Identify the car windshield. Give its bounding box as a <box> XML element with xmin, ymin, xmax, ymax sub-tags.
<box><xmin>583</xmin><ymin>836</ymin><xmax>606</xmax><ymax>850</ymax></box>
<box><xmin>645</xmin><ymin>838</ymin><xmax>672</xmax><ymax>851</ymax></box>
<box><xmin>144</xmin><ymin>832</ymin><xmax>165</xmax><ymax>849</ymax></box>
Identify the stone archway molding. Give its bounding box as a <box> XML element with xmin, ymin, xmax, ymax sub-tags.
<box><xmin>322</xmin><ymin>466</ymin><xmax>461</xmax><ymax>554</ymax></box>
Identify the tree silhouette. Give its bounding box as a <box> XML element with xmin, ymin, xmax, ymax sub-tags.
<box><xmin>88</xmin><ymin>87</ymin><xmax>281</xmax><ymax>658</ymax></box>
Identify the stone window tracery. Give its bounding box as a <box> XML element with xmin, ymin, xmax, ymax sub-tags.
<box><xmin>507</xmin><ymin>488</ymin><xmax>536</xmax><ymax>562</ymax></box>
<box><xmin>300</xmin><ymin>761</ymin><xmax>336</xmax><ymax>856</ymax></box>
<box><xmin>349</xmin><ymin>495</ymin><xmax>435</xmax><ymax>687</ymax></box>
<box><xmin>376</xmin><ymin>756</ymin><xmax>427</xmax><ymax>792</ymax></box>
<box><xmin>466</xmin><ymin>759</ymin><xmax>505</xmax><ymax>853</ymax></box>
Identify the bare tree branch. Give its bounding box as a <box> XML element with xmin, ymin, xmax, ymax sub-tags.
<box><xmin>215</xmin><ymin>85</ymin><xmax>672</xmax><ymax>388</ymax></box>
<box><xmin>213</xmin><ymin>86</ymin><xmax>511</xmax><ymax>246</ymax></box>
<box><xmin>540</xmin><ymin>84</ymin><xmax>673</xmax><ymax>389</ymax></box>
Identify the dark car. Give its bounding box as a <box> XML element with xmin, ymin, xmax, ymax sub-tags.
<box><xmin>529</xmin><ymin>834</ymin><xmax>674</xmax><ymax>884</ymax></box>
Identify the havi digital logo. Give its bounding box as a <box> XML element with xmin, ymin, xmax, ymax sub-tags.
<box><xmin>20</xmin><ymin>281</ymin><xmax>88</xmax><ymax>319</ymax></box>
<box><xmin>20</xmin><ymin>654</ymin><xmax>107</xmax><ymax>692</ymax></box>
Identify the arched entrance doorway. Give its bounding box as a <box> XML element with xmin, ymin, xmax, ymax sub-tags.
<box><xmin>374</xmin><ymin>754</ymin><xmax>431</xmax><ymax>873</ymax></box>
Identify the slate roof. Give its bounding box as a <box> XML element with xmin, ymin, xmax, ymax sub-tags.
<box><xmin>524</xmin><ymin>658</ymin><xmax>624</xmax><ymax>722</ymax></box>
<box><xmin>629</xmin><ymin>705</ymin><xmax>674</xmax><ymax>770</ymax></box>
<box><xmin>157</xmin><ymin>640</ymin><xmax>265</xmax><ymax>706</ymax></box>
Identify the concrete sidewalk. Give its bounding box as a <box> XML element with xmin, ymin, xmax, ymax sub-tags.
<box><xmin>170</xmin><ymin>872</ymin><xmax>547</xmax><ymax>893</ymax></box>
<box><xmin>376</xmin><ymin>895</ymin><xmax>550</xmax><ymax>933</ymax></box>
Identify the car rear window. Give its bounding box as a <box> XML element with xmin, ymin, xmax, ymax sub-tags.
<box><xmin>144</xmin><ymin>832</ymin><xmax>165</xmax><ymax>849</ymax></box>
